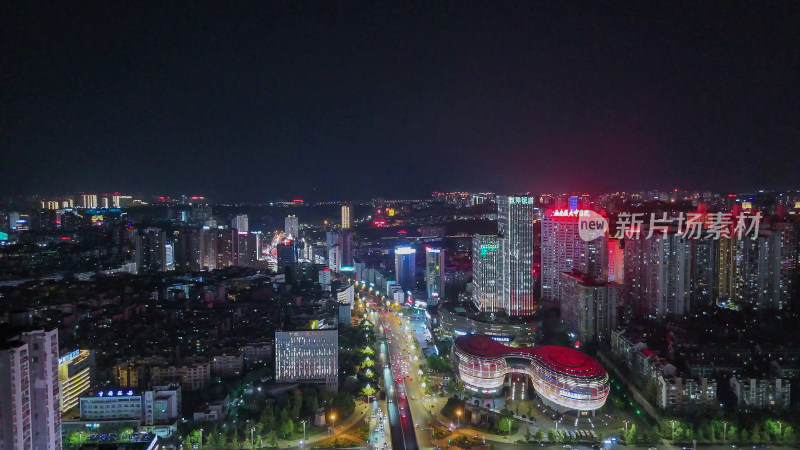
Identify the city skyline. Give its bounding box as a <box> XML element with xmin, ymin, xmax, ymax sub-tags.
<box><xmin>2</xmin><ymin>2</ymin><xmax>799</xmax><ymax>201</ymax></box>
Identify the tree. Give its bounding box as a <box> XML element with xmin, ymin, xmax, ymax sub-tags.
<box><xmin>783</xmin><ymin>425</ymin><xmax>796</xmax><ymax>443</ymax></box>
<box><xmin>626</xmin><ymin>423</ymin><xmax>637</xmax><ymax>444</ymax></box>
<box><xmin>266</xmin><ymin>430</ymin><xmax>279</xmax><ymax>448</ymax></box>
<box><xmin>279</xmin><ymin>418</ymin><xmax>295</xmax><ymax>438</ymax></box>
<box><xmin>534</xmin><ymin>429</ymin><xmax>544</xmax><ymax>442</ymax></box>
<box><xmin>548</xmin><ymin>428</ymin><xmax>560</xmax><ymax>442</ymax></box>
<box><xmin>186</xmin><ymin>430</ymin><xmax>202</xmax><ymax>444</ymax></box>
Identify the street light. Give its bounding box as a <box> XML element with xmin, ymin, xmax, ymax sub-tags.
<box><xmin>199</xmin><ymin>428</ymin><xmax>204</xmax><ymax>449</ymax></box>
<box><xmin>331</xmin><ymin>414</ymin><xmax>337</xmax><ymax>433</ymax></box>
<box><xmin>251</xmin><ymin>427</ymin><xmax>255</xmax><ymax>445</ymax></box>
<box><xmin>456</xmin><ymin>409</ymin><xmax>462</xmax><ymax>428</ymax></box>
<box><xmin>723</xmin><ymin>421</ymin><xmax>728</xmax><ymax>444</ymax></box>
<box><xmin>301</xmin><ymin>420</ymin><xmax>307</xmax><ymax>442</ymax></box>
<box><xmin>669</xmin><ymin>419</ymin><xmax>676</xmax><ymax>440</ymax></box>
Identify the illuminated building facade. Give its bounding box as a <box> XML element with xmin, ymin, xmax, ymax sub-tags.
<box><xmin>472</xmin><ymin>234</ymin><xmax>502</xmax><ymax>312</ymax></box>
<box><xmin>425</xmin><ymin>247</ymin><xmax>445</xmax><ymax>303</ymax></box>
<box><xmin>275</xmin><ymin>330</ymin><xmax>338</xmax><ymax>391</ymax></box>
<box><xmin>541</xmin><ymin>209</ymin><xmax>607</xmax><ymax>305</ymax></box>
<box><xmin>395</xmin><ymin>246</ymin><xmax>416</xmax><ymax>292</ymax></box>
<box><xmin>497</xmin><ymin>195</ymin><xmax>537</xmax><ymax>315</ymax></box>
<box><xmin>341</xmin><ymin>204</ymin><xmax>352</xmax><ymax>229</ymax></box>
<box><xmin>453</xmin><ymin>335</ymin><xmax>609</xmax><ymax>413</ymax></box>
<box><xmin>285</xmin><ymin>215</ymin><xmax>299</xmax><ymax>239</ymax></box>
<box><xmin>58</xmin><ymin>349</ymin><xmax>95</xmax><ymax>413</ymax></box>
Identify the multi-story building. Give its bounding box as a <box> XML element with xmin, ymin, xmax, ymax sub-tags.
<box><xmin>624</xmin><ymin>230</ymin><xmax>691</xmax><ymax>320</ymax></box>
<box><xmin>541</xmin><ymin>208</ymin><xmax>607</xmax><ymax>306</ymax></box>
<box><xmin>560</xmin><ymin>271</ymin><xmax>621</xmax><ymax>343</ymax></box>
<box><xmin>0</xmin><ymin>328</ymin><xmax>62</xmax><ymax>450</ymax></box>
<box><xmin>338</xmin><ymin>231</ymin><xmax>353</xmax><ymax>267</ymax></box>
<box><xmin>285</xmin><ymin>215</ymin><xmax>300</xmax><ymax>239</ymax></box>
<box><xmin>135</xmin><ymin>227</ymin><xmax>168</xmax><ymax>272</ymax></box>
<box><xmin>425</xmin><ymin>247</ymin><xmax>445</xmax><ymax>304</ymax></box>
<box><xmin>77</xmin><ymin>384</ymin><xmax>181</xmax><ymax>434</ymax></box>
<box><xmin>341</xmin><ymin>204</ymin><xmax>352</xmax><ymax>229</ymax></box>
<box><xmin>497</xmin><ymin>195</ymin><xmax>537</xmax><ymax>315</ymax></box>
<box><xmin>472</xmin><ymin>234</ymin><xmax>502</xmax><ymax>313</ymax></box>
<box><xmin>81</xmin><ymin>194</ymin><xmax>98</xmax><ymax>209</ymax></box>
<box><xmin>211</xmin><ymin>353</ymin><xmax>244</xmax><ymax>377</ymax></box>
<box><xmin>231</xmin><ymin>214</ymin><xmax>249</xmax><ymax>233</ymax></box>
<box><xmin>395</xmin><ymin>246</ymin><xmax>416</xmax><ymax>292</ymax></box>
<box><xmin>328</xmin><ymin>244</ymin><xmax>341</xmax><ymax>273</ymax></box>
<box><xmin>0</xmin><ymin>340</ymin><xmax>33</xmax><ymax>449</ymax></box>
<box><xmin>730</xmin><ymin>377</ymin><xmax>791</xmax><ymax>410</ymax></box>
<box><xmin>654</xmin><ymin>373</ymin><xmax>717</xmax><ymax>411</ymax></box>
<box><xmin>58</xmin><ymin>349</ymin><xmax>95</xmax><ymax>413</ymax></box>
<box><xmin>114</xmin><ymin>357</ymin><xmax>210</xmax><ymax>391</ymax></box>
<box><xmin>275</xmin><ymin>330</ymin><xmax>338</xmax><ymax>391</ymax></box>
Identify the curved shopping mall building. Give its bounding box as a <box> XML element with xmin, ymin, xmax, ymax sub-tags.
<box><xmin>453</xmin><ymin>334</ymin><xmax>609</xmax><ymax>413</ymax></box>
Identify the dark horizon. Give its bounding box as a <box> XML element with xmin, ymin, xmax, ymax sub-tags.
<box><xmin>2</xmin><ymin>2</ymin><xmax>799</xmax><ymax>202</ymax></box>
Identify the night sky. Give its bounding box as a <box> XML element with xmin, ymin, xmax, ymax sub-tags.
<box><xmin>2</xmin><ymin>2</ymin><xmax>798</xmax><ymax>201</ymax></box>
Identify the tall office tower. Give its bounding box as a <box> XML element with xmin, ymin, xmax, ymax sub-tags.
<box><xmin>58</xmin><ymin>349</ymin><xmax>95</xmax><ymax>413</ymax></box>
<box><xmin>395</xmin><ymin>246</ymin><xmax>416</xmax><ymax>292</ymax></box>
<box><xmin>275</xmin><ymin>330</ymin><xmax>339</xmax><ymax>391</ymax></box>
<box><xmin>0</xmin><ymin>328</ymin><xmax>62</xmax><ymax>450</ymax></box>
<box><xmin>325</xmin><ymin>231</ymin><xmax>340</xmax><ymax>252</ymax></box>
<box><xmin>624</xmin><ymin>230</ymin><xmax>691</xmax><ymax>320</ymax></box>
<box><xmin>425</xmin><ymin>247</ymin><xmax>445</xmax><ymax>304</ymax></box>
<box><xmin>561</xmin><ymin>271</ymin><xmax>621</xmax><ymax>343</ymax></box>
<box><xmin>328</xmin><ymin>244</ymin><xmax>342</xmax><ymax>272</ymax></box>
<box><xmin>101</xmin><ymin>197</ymin><xmax>110</xmax><ymax>208</ymax></box>
<box><xmin>540</xmin><ymin>208</ymin><xmax>607</xmax><ymax>306</ymax></box>
<box><xmin>341</xmin><ymin>204</ymin><xmax>352</xmax><ymax>229</ymax></box>
<box><xmin>231</xmin><ymin>214</ymin><xmax>249</xmax><ymax>233</ymax></box>
<box><xmin>81</xmin><ymin>194</ymin><xmax>98</xmax><ymax>208</ymax></box>
<box><xmin>285</xmin><ymin>215</ymin><xmax>299</xmax><ymax>239</ymax></box>
<box><xmin>339</xmin><ymin>231</ymin><xmax>353</xmax><ymax>267</ymax></box>
<box><xmin>134</xmin><ymin>227</ymin><xmax>168</xmax><ymax>272</ymax></box>
<box><xmin>497</xmin><ymin>195</ymin><xmax>538</xmax><ymax>315</ymax></box>
<box><xmin>472</xmin><ymin>234</ymin><xmax>502</xmax><ymax>312</ymax></box>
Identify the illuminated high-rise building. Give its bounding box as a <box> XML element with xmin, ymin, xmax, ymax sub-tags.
<box><xmin>81</xmin><ymin>194</ymin><xmax>98</xmax><ymax>209</ymax></box>
<box><xmin>341</xmin><ymin>204</ymin><xmax>352</xmax><ymax>229</ymax></box>
<box><xmin>58</xmin><ymin>349</ymin><xmax>95</xmax><ymax>413</ymax></box>
<box><xmin>425</xmin><ymin>247</ymin><xmax>445</xmax><ymax>303</ymax></box>
<box><xmin>473</xmin><ymin>234</ymin><xmax>502</xmax><ymax>312</ymax></box>
<box><xmin>285</xmin><ymin>215</ymin><xmax>299</xmax><ymax>239</ymax></box>
<box><xmin>624</xmin><ymin>229</ymin><xmax>690</xmax><ymax>320</ymax></box>
<box><xmin>395</xmin><ymin>246</ymin><xmax>416</xmax><ymax>292</ymax></box>
<box><xmin>497</xmin><ymin>195</ymin><xmax>537</xmax><ymax>315</ymax></box>
<box><xmin>541</xmin><ymin>209</ymin><xmax>607</xmax><ymax>306</ymax></box>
